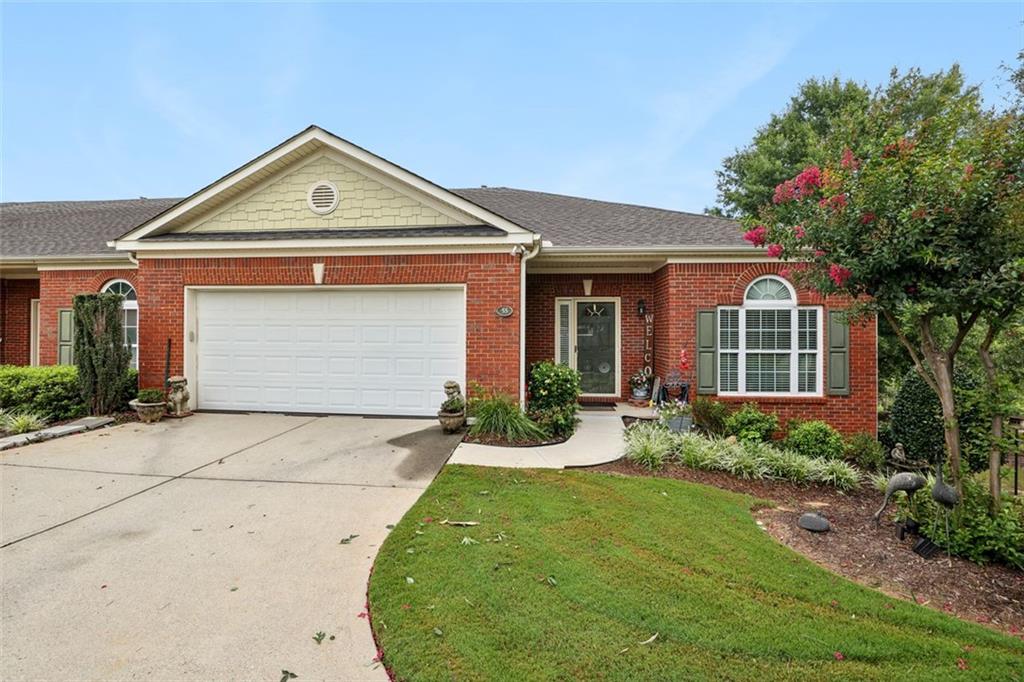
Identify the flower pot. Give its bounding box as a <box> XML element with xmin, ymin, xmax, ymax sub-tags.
<box><xmin>437</xmin><ymin>411</ymin><xmax>466</xmax><ymax>434</ymax></box>
<box><xmin>631</xmin><ymin>387</ymin><xmax>650</xmax><ymax>400</ymax></box>
<box><xmin>129</xmin><ymin>399</ymin><xmax>166</xmax><ymax>424</ymax></box>
<box><xmin>666</xmin><ymin>415</ymin><xmax>693</xmax><ymax>433</ymax></box>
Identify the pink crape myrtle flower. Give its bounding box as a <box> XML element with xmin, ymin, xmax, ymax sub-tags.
<box><xmin>829</xmin><ymin>264</ymin><xmax>852</xmax><ymax>286</ymax></box>
<box><xmin>840</xmin><ymin>147</ymin><xmax>859</xmax><ymax>170</ymax></box>
<box><xmin>766</xmin><ymin>243</ymin><xmax>784</xmax><ymax>258</ymax></box>
<box><xmin>743</xmin><ymin>224</ymin><xmax>767</xmax><ymax>247</ymax></box>
<box><xmin>792</xmin><ymin>225</ymin><xmax>806</xmax><ymax>239</ymax></box>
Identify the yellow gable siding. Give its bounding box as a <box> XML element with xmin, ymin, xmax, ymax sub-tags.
<box><xmin>186</xmin><ymin>155</ymin><xmax>472</xmax><ymax>232</ymax></box>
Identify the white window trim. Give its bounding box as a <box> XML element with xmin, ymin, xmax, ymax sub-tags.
<box><xmin>554</xmin><ymin>296</ymin><xmax>622</xmax><ymax>398</ymax></box>
<box><xmin>718</xmin><ymin>276</ymin><xmax>823</xmax><ymax>397</ymax></box>
<box><xmin>102</xmin><ymin>279</ymin><xmax>138</xmax><ymax>370</ymax></box>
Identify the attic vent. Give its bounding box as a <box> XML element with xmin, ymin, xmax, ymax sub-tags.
<box><xmin>307</xmin><ymin>181</ymin><xmax>339</xmax><ymax>215</ymax></box>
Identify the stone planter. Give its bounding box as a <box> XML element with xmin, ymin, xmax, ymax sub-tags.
<box><xmin>665</xmin><ymin>415</ymin><xmax>693</xmax><ymax>433</ymax></box>
<box><xmin>437</xmin><ymin>411</ymin><xmax>466</xmax><ymax>434</ymax></box>
<box><xmin>129</xmin><ymin>399</ymin><xmax>166</xmax><ymax>424</ymax></box>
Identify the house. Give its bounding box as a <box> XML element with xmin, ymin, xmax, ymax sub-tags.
<box><xmin>0</xmin><ymin>126</ymin><xmax>876</xmax><ymax>434</ymax></box>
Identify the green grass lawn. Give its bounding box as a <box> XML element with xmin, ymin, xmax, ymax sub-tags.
<box><xmin>368</xmin><ymin>466</ymin><xmax>1023</xmax><ymax>681</ymax></box>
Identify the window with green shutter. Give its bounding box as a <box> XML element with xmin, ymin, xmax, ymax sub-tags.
<box><xmin>696</xmin><ymin>309</ymin><xmax>717</xmax><ymax>394</ymax></box>
<box><xmin>57</xmin><ymin>309</ymin><xmax>75</xmax><ymax>365</ymax></box>
<box><xmin>827</xmin><ymin>311</ymin><xmax>850</xmax><ymax>395</ymax></box>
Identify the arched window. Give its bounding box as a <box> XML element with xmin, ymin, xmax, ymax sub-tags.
<box><xmin>717</xmin><ymin>276</ymin><xmax>820</xmax><ymax>395</ymax></box>
<box><xmin>102</xmin><ymin>279</ymin><xmax>138</xmax><ymax>369</ymax></box>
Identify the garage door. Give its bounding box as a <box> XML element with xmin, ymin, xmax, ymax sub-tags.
<box><xmin>195</xmin><ymin>288</ymin><xmax>465</xmax><ymax>416</ymax></box>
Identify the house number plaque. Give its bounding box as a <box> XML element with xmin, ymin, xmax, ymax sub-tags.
<box><xmin>495</xmin><ymin>305</ymin><xmax>514</xmax><ymax>318</ymax></box>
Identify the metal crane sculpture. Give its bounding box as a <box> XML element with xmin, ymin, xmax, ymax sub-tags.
<box><xmin>931</xmin><ymin>463</ymin><xmax>960</xmax><ymax>508</ymax></box>
<box><xmin>873</xmin><ymin>471</ymin><xmax>927</xmax><ymax>526</ymax></box>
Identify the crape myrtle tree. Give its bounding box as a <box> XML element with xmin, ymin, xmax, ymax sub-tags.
<box><xmin>744</xmin><ymin>67</ymin><xmax>1024</xmax><ymax>497</ymax></box>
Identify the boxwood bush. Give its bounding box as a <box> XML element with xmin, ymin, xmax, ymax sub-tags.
<box><xmin>0</xmin><ymin>365</ymin><xmax>138</xmax><ymax>421</ymax></box>
<box><xmin>724</xmin><ymin>402</ymin><xmax>779</xmax><ymax>443</ymax></box>
<box><xmin>527</xmin><ymin>361</ymin><xmax>582</xmax><ymax>439</ymax></box>
<box><xmin>784</xmin><ymin>420</ymin><xmax>845</xmax><ymax>460</ymax></box>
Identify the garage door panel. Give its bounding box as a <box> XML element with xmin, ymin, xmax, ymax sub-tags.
<box><xmin>196</xmin><ymin>288</ymin><xmax>464</xmax><ymax>416</ymax></box>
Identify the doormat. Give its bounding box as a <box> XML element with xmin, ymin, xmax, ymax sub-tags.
<box><xmin>579</xmin><ymin>402</ymin><xmax>616</xmax><ymax>411</ymax></box>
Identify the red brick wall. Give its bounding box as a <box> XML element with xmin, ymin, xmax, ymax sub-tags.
<box><xmin>525</xmin><ymin>273</ymin><xmax>653</xmax><ymax>401</ymax></box>
<box><xmin>136</xmin><ymin>253</ymin><xmax>521</xmax><ymax>398</ymax></box>
<box><xmin>0</xmin><ymin>278</ymin><xmax>40</xmax><ymax>365</ymax></box>
<box><xmin>651</xmin><ymin>262</ymin><xmax>876</xmax><ymax>436</ymax></box>
<box><xmin>37</xmin><ymin>270</ymin><xmax>138</xmax><ymax>366</ymax></box>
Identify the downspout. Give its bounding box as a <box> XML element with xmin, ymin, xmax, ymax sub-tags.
<box><xmin>518</xmin><ymin>235</ymin><xmax>542</xmax><ymax>405</ymax></box>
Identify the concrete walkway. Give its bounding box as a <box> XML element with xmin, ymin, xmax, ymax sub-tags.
<box><xmin>448</xmin><ymin>406</ymin><xmax>647</xmax><ymax>468</ymax></box>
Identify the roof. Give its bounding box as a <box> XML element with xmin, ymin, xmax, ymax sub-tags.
<box><xmin>1</xmin><ymin>188</ymin><xmax>744</xmax><ymax>260</ymax></box>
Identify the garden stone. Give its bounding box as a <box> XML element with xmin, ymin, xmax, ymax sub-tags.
<box><xmin>0</xmin><ymin>433</ymin><xmax>36</xmax><ymax>451</ymax></box>
<box><xmin>36</xmin><ymin>423</ymin><xmax>88</xmax><ymax>440</ymax></box>
<box><xmin>798</xmin><ymin>512</ymin><xmax>830</xmax><ymax>533</ymax></box>
<box><xmin>70</xmin><ymin>416</ymin><xmax>115</xmax><ymax>430</ymax></box>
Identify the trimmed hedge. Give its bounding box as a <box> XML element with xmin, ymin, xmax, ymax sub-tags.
<box><xmin>0</xmin><ymin>365</ymin><xmax>138</xmax><ymax>421</ymax></box>
<box><xmin>784</xmin><ymin>420</ymin><xmax>845</xmax><ymax>460</ymax></box>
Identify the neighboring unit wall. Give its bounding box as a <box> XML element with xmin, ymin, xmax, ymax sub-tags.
<box><xmin>0</xmin><ymin>278</ymin><xmax>40</xmax><ymax>365</ymax></box>
<box><xmin>136</xmin><ymin>253</ymin><xmax>521</xmax><ymax>398</ymax></box>
<box><xmin>36</xmin><ymin>269</ymin><xmax>138</xmax><ymax>366</ymax></box>
<box><xmin>653</xmin><ymin>262</ymin><xmax>876</xmax><ymax>436</ymax></box>
<box><xmin>525</xmin><ymin>273</ymin><xmax>654</xmax><ymax>401</ymax></box>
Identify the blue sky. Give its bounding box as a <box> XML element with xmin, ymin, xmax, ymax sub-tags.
<box><xmin>2</xmin><ymin>2</ymin><xmax>1020</xmax><ymax>212</ymax></box>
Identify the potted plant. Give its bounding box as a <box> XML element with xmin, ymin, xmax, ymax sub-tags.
<box><xmin>437</xmin><ymin>395</ymin><xmax>466</xmax><ymax>433</ymax></box>
<box><xmin>657</xmin><ymin>400</ymin><xmax>692</xmax><ymax>433</ymax></box>
<box><xmin>629</xmin><ymin>369</ymin><xmax>650</xmax><ymax>399</ymax></box>
<box><xmin>130</xmin><ymin>388</ymin><xmax>167</xmax><ymax>424</ymax></box>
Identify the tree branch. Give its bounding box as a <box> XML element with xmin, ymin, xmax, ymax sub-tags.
<box><xmin>948</xmin><ymin>308</ymin><xmax>982</xmax><ymax>360</ymax></box>
<box><xmin>882</xmin><ymin>308</ymin><xmax>939</xmax><ymax>393</ymax></box>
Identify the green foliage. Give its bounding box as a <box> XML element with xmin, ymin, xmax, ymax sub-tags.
<box><xmin>690</xmin><ymin>397</ymin><xmax>729</xmax><ymax>436</ymax></box>
<box><xmin>714</xmin><ymin>77</ymin><xmax>872</xmax><ymax>217</ymax></box>
<box><xmin>0</xmin><ymin>365</ymin><xmax>85</xmax><ymax>421</ymax></box>
<box><xmin>469</xmin><ymin>393</ymin><xmax>547</xmax><ymax>444</ymax></box>
<box><xmin>890</xmin><ymin>368</ymin><xmax>988</xmax><ymax>472</ymax></box>
<box><xmin>783</xmin><ymin>420</ymin><xmax>845</xmax><ymax>460</ymax></box>
<box><xmin>899</xmin><ymin>477</ymin><xmax>1024</xmax><ymax>569</ymax></box>
<box><xmin>439</xmin><ymin>395</ymin><xmax>465</xmax><ymax>413</ymax></box>
<box><xmin>136</xmin><ymin>388</ymin><xmax>166</xmax><ymax>404</ymax></box>
<box><xmin>73</xmin><ymin>293</ymin><xmax>132</xmax><ymax>416</ymax></box>
<box><xmin>845</xmin><ymin>432</ymin><xmax>886</xmax><ymax>473</ymax></box>
<box><xmin>623</xmin><ymin>421</ymin><xmax>674</xmax><ymax>470</ymax></box>
<box><xmin>527</xmin><ymin>361</ymin><xmax>582</xmax><ymax>411</ymax></box>
<box><xmin>527</xmin><ymin>361</ymin><xmax>581</xmax><ymax>439</ymax></box>
<box><xmin>724</xmin><ymin>403</ymin><xmax>778</xmax><ymax>443</ymax></box>
<box><xmin>0</xmin><ymin>409</ymin><xmax>48</xmax><ymax>434</ymax></box>
<box><xmin>809</xmin><ymin>458</ymin><xmax>862</xmax><ymax>492</ymax></box>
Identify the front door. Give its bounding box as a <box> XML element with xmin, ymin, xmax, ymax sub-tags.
<box><xmin>555</xmin><ymin>298</ymin><xmax>619</xmax><ymax>396</ymax></box>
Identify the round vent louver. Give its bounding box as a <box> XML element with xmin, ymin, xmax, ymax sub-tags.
<box><xmin>307</xmin><ymin>181</ymin><xmax>339</xmax><ymax>215</ymax></box>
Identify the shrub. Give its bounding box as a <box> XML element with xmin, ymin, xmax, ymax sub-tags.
<box><xmin>528</xmin><ymin>405</ymin><xmax>578</xmax><ymax>440</ymax></box>
<box><xmin>899</xmin><ymin>476</ymin><xmax>1024</xmax><ymax>569</ymax></box>
<box><xmin>74</xmin><ymin>293</ymin><xmax>133</xmax><ymax>416</ymax></box>
<box><xmin>724</xmin><ymin>403</ymin><xmax>778</xmax><ymax>443</ymax></box>
<box><xmin>0</xmin><ymin>365</ymin><xmax>85</xmax><ymax>421</ymax></box>
<box><xmin>889</xmin><ymin>368</ymin><xmax>988</xmax><ymax>472</ymax></box>
<box><xmin>0</xmin><ymin>410</ymin><xmax>48</xmax><ymax>434</ymax></box>
<box><xmin>623</xmin><ymin>421</ymin><xmax>674</xmax><ymax>470</ymax></box>
<box><xmin>691</xmin><ymin>397</ymin><xmax>729</xmax><ymax>436</ymax></box>
<box><xmin>784</xmin><ymin>420</ymin><xmax>845</xmax><ymax>460</ymax></box>
<box><xmin>527</xmin><ymin>361</ymin><xmax>581</xmax><ymax>411</ymax></box>
<box><xmin>809</xmin><ymin>459</ymin><xmax>861</xmax><ymax>491</ymax></box>
<box><xmin>469</xmin><ymin>393</ymin><xmax>548</xmax><ymax>444</ymax></box>
<box><xmin>136</xmin><ymin>388</ymin><xmax>166</xmax><ymax>404</ymax></box>
<box><xmin>845</xmin><ymin>432</ymin><xmax>886</xmax><ymax>473</ymax></box>
<box><xmin>755</xmin><ymin>443</ymin><xmax>815</xmax><ymax>484</ymax></box>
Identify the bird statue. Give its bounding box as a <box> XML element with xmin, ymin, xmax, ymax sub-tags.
<box><xmin>931</xmin><ymin>462</ymin><xmax>960</xmax><ymax>509</ymax></box>
<box><xmin>873</xmin><ymin>472</ymin><xmax>927</xmax><ymax>526</ymax></box>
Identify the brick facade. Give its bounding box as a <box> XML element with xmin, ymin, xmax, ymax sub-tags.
<box><xmin>525</xmin><ymin>273</ymin><xmax>654</xmax><ymax>401</ymax></box>
<box><xmin>36</xmin><ymin>269</ymin><xmax>138</xmax><ymax>366</ymax></box>
<box><xmin>135</xmin><ymin>253</ymin><xmax>521</xmax><ymax>397</ymax></box>
<box><xmin>0</xmin><ymin>278</ymin><xmax>40</xmax><ymax>365</ymax></box>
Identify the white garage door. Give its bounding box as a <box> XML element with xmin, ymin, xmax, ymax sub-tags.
<box><xmin>195</xmin><ymin>288</ymin><xmax>465</xmax><ymax>416</ymax></box>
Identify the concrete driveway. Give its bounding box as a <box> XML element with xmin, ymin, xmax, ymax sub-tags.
<box><xmin>0</xmin><ymin>413</ymin><xmax>460</xmax><ymax>681</ymax></box>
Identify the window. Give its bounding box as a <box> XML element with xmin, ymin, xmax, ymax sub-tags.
<box><xmin>102</xmin><ymin>280</ymin><xmax>138</xmax><ymax>369</ymax></box>
<box><xmin>718</xmin><ymin>276</ymin><xmax>821</xmax><ymax>396</ymax></box>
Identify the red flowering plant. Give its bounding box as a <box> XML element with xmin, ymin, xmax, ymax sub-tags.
<box><xmin>743</xmin><ymin>66</ymin><xmax>1024</xmax><ymax>494</ymax></box>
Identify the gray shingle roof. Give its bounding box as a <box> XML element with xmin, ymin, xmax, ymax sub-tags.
<box><xmin>1</xmin><ymin>188</ymin><xmax>744</xmax><ymax>260</ymax></box>
<box><xmin>452</xmin><ymin>187</ymin><xmax>744</xmax><ymax>248</ymax></box>
<box><xmin>1</xmin><ymin>198</ymin><xmax>179</xmax><ymax>258</ymax></box>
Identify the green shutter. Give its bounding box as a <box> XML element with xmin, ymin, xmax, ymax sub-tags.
<box><xmin>828</xmin><ymin>311</ymin><xmax>850</xmax><ymax>395</ymax></box>
<box><xmin>696</xmin><ymin>309</ymin><xmax>717</xmax><ymax>395</ymax></box>
<box><xmin>57</xmin><ymin>309</ymin><xmax>75</xmax><ymax>365</ymax></box>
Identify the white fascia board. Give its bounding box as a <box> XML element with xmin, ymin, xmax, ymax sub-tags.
<box><xmin>120</xmin><ymin>233</ymin><xmax>534</xmax><ymax>254</ymax></box>
<box><xmin>117</xmin><ymin>127</ymin><xmax>533</xmax><ymax>243</ymax></box>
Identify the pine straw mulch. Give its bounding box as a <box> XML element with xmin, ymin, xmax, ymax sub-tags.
<box><xmin>592</xmin><ymin>459</ymin><xmax>1024</xmax><ymax>640</ymax></box>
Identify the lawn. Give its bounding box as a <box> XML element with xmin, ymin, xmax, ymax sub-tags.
<box><xmin>368</xmin><ymin>466</ymin><xmax>1024</xmax><ymax>681</ymax></box>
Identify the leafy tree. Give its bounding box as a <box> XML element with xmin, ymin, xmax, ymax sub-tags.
<box><xmin>747</xmin><ymin>66</ymin><xmax>1024</xmax><ymax>495</ymax></box>
<box><xmin>713</xmin><ymin>77</ymin><xmax>871</xmax><ymax>218</ymax></box>
<box><xmin>73</xmin><ymin>293</ymin><xmax>132</xmax><ymax>415</ymax></box>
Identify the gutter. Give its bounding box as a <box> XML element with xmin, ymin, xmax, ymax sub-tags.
<box><xmin>518</xmin><ymin>235</ymin><xmax>542</xmax><ymax>405</ymax></box>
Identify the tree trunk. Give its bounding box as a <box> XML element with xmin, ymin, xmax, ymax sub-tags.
<box><xmin>978</xmin><ymin>326</ymin><xmax>1003</xmax><ymax>513</ymax></box>
<box><xmin>930</xmin><ymin>355</ymin><xmax>963</xmax><ymax>494</ymax></box>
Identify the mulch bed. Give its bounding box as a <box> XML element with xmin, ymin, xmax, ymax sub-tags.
<box><xmin>462</xmin><ymin>433</ymin><xmax>567</xmax><ymax>447</ymax></box>
<box><xmin>594</xmin><ymin>459</ymin><xmax>1024</xmax><ymax>639</ymax></box>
